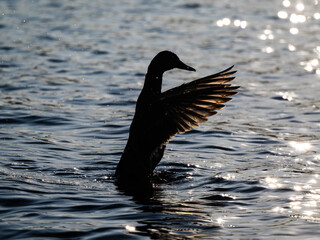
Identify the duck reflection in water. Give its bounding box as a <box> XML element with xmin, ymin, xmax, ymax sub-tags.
<box><xmin>115</xmin><ymin>51</ymin><xmax>239</xmax><ymax>191</ymax></box>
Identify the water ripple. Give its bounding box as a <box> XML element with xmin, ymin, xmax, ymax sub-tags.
<box><xmin>1</xmin><ymin>0</ymin><xmax>320</xmax><ymax>239</ymax></box>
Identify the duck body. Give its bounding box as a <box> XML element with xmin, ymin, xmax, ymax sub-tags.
<box><xmin>115</xmin><ymin>51</ymin><xmax>238</xmax><ymax>182</ymax></box>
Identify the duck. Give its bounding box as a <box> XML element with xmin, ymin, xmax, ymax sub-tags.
<box><xmin>115</xmin><ymin>50</ymin><xmax>238</xmax><ymax>182</ymax></box>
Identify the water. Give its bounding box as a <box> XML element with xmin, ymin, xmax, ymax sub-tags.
<box><xmin>1</xmin><ymin>0</ymin><xmax>320</xmax><ymax>239</ymax></box>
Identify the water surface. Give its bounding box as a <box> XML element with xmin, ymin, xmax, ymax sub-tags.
<box><xmin>1</xmin><ymin>0</ymin><xmax>320</xmax><ymax>239</ymax></box>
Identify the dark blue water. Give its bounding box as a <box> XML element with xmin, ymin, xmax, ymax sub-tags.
<box><xmin>1</xmin><ymin>0</ymin><xmax>320</xmax><ymax>239</ymax></box>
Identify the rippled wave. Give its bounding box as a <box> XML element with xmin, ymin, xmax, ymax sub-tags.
<box><xmin>1</xmin><ymin>0</ymin><xmax>320</xmax><ymax>239</ymax></box>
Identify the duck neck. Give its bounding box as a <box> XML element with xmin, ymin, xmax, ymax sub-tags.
<box><xmin>142</xmin><ymin>71</ymin><xmax>163</xmax><ymax>95</ymax></box>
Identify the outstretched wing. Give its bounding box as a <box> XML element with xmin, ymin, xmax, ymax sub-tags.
<box><xmin>150</xmin><ymin>66</ymin><xmax>239</xmax><ymax>144</ymax></box>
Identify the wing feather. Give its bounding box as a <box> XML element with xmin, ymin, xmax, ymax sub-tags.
<box><xmin>148</xmin><ymin>66</ymin><xmax>238</xmax><ymax>145</ymax></box>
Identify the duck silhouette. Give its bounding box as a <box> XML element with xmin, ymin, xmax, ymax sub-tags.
<box><xmin>115</xmin><ymin>51</ymin><xmax>238</xmax><ymax>182</ymax></box>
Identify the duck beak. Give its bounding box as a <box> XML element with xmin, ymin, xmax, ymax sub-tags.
<box><xmin>177</xmin><ymin>60</ymin><xmax>196</xmax><ymax>72</ymax></box>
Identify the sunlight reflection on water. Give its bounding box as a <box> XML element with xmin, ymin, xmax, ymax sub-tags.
<box><xmin>265</xmin><ymin>176</ymin><xmax>283</xmax><ymax>189</ymax></box>
<box><xmin>277</xmin><ymin>91</ymin><xmax>297</xmax><ymax>101</ymax></box>
<box><xmin>289</xmin><ymin>141</ymin><xmax>312</xmax><ymax>152</ymax></box>
<box><xmin>125</xmin><ymin>225</ymin><xmax>137</xmax><ymax>233</ymax></box>
<box><xmin>265</xmin><ymin>0</ymin><xmax>320</xmax><ymax>74</ymax></box>
<box><xmin>1</xmin><ymin>0</ymin><xmax>320</xmax><ymax>239</ymax></box>
<box><xmin>216</xmin><ymin>18</ymin><xmax>247</xmax><ymax>29</ymax></box>
<box><xmin>270</xmin><ymin>176</ymin><xmax>320</xmax><ymax>223</ymax></box>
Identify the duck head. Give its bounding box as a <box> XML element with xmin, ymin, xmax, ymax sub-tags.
<box><xmin>147</xmin><ymin>50</ymin><xmax>196</xmax><ymax>75</ymax></box>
